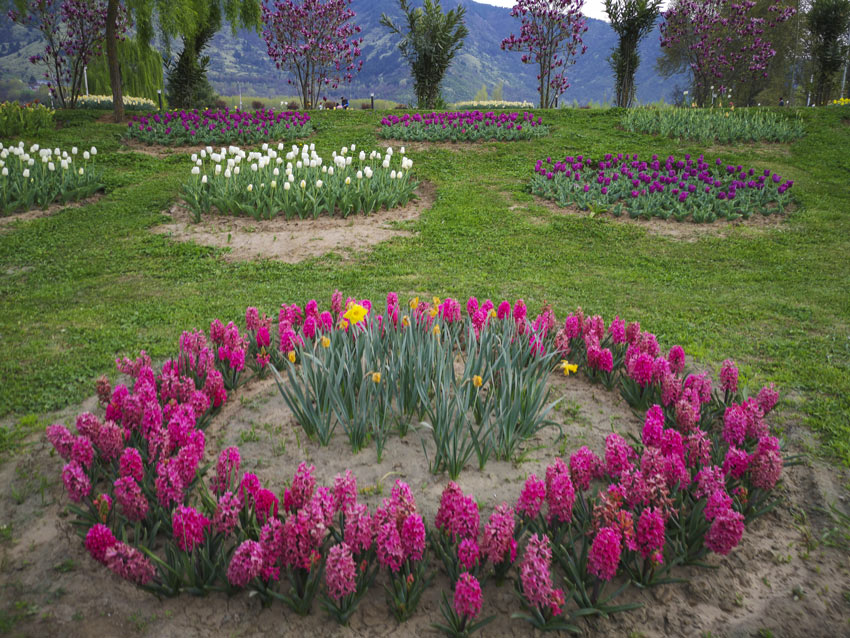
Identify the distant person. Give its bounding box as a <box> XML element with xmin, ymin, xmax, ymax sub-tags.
<box><xmin>341</xmin><ymin>96</ymin><xmax>349</xmax><ymax>110</ymax></box>
<box><xmin>779</xmin><ymin>96</ymin><xmax>784</xmax><ymax>107</ymax></box>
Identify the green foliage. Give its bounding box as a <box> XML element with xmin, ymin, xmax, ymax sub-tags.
<box><xmin>605</xmin><ymin>0</ymin><xmax>663</xmax><ymax>108</ymax></box>
<box><xmin>87</xmin><ymin>39</ymin><xmax>164</xmax><ymax>103</ymax></box>
<box><xmin>165</xmin><ymin>2</ymin><xmax>224</xmax><ymax>109</ymax></box>
<box><xmin>621</xmin><ymin>106</ymin><xmax>805</xmax><ymax>143</ymax></box>
<box><xmin>491</xmin><ymin>82</ymin><xmax>504</xmax><ymax>102</ymax></box>
<box><xmin>0</xmin><ymin>101</ymin><xmax>54</xmax><ymax>137</ymax></box>
<box><xmin>473</xmin><ymin>84</ymin><xmax>488</xmax><ymax>102</ymax></box>
<box><xmin>807</xmin><ymin>0</ymin><xmax>850</xmax><ymax>105</ymax></box>
<box><xmin>380</xmin><ymin>0</ymin><xmax>470</xmax><ymax>109</ymax></box>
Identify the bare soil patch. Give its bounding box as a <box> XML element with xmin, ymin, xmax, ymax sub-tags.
<box><xmin>151</xmin><ymin>182</ymin><xmax>435</xmax><ymax>263</ymax></box>
<box><xmin>1</xmin><ymin>371</ymin><xmax>848</xmax><ymax>638</ymax></box>
<box><xmin>0</xmin><ymin>193</ymin><xmax>105</xmax><ymax>232</ymax></box>
<box><xmin>529</xmin><ymin>194</ymin><xmax>792</xmax><ymax>242</ymax></box>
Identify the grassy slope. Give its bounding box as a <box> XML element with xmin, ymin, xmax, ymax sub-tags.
<box><xmin>0</xmin><ymin>107</ymin><xmax>848</xmax><ymax>463</ymax></box>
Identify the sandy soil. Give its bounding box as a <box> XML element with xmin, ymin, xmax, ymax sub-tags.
<box><xmin>1</xmin><ymin>371</ymin><xmax>848</xmax><ymax>638</ymax></box>
<box><xmin>525</xmin><ymin>194</ymin><xmax>793</xmax><ymax>242</ymax></box>
<box><xmin>0</xmin><ymin>193</ymin><xmax>105</xmax><ymax>233</ymax></box>
<box><xmin>150</xmin><ymin>183</ymin><xmax>435</xmax><ymax>263</ymax></box>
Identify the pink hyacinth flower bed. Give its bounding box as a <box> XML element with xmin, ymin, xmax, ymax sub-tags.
<box><xmin>379</xmin><ymin>111</ymin><xmax>548</xmax><ymax>142</ymax></box>
<box><xmin>47</xmin><ymin>291</ymin><xmax>786</xmax><ymax>627</ymax></box>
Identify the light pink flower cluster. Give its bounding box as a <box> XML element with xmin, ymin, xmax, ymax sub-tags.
<box><xmin>519</xmin><ymin>534</ymin><xmax>564</xmax><ymax>616</ymax></box>
<box><xmin>333</xmin><ymin>470</ymin><xmax>357</xmax><ymax>512</ymax></box>
<box><xmin>435</xmin><ymin>482</ymin><xmax>480</xmax><ymax>542</ymax></box>
<box><xmin>213</xmin><ymin>446</ymin><xmax>241</xmax><ymax>495</ymax></box>
<box><xmin>284</xmin><ymin>461</ymin><xmax>316</xmax><ymax>512</ymax></box>
<box><xmin>480</xmin><ymin>503</ymin><xmax>517</xmax><ymax>565</ymax></box>
<box><xmin>213</xmin><ymin>491</ymin><xmax>243</xmax><ymax>536</ymax></box>
<box><xmin>375</xmin><ymin>481</ymin><xmax>425</xmax><ymax>570</ymax></box>
<box><xmin>325</xmin><ymin>543</ymin><xmax>357</xmax><ymax>601</ymax></box>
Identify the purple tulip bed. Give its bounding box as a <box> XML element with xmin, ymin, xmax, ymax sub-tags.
<box><xmin>124</xmin><ymin>109</ymin><xmax>313</xmax><ymax>146</ymax></box>
<box><xmin>379</xmin><ymin>111</ymin><xmax>548</xmax><ymax>142</ymax></box>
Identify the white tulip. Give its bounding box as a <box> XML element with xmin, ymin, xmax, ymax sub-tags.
<box><xmin>247</xmin><ymin>184</ymin><xmax>253</xmax><ymax>192</ymax></box>
<box><xmin>316</xmin><ymin>179</ymin><xmax>322</xmax><ymax>188</ymax></box>
<box><xmin>251</xmin><ymin>163</ymin><xmax>258</xmax><ymax>172</ymax></box>
<box><xmin>390</xmin><ymin>170</ymin><xmax>397</xmax><ymax>179</ymax></box>
<box><xmin>359</xmin><ymin>151</ymin><xmax>366</xmax><ymax>161</ymax></box>
<box><xmin>356</xmin><ymin>170</ymin><xmax>363</xmax><ymax>179</ymax></box>
<box><xmin>1</xmin><ymin>167</ymin><xmax>7</xmax><ymax>176</ymax></box>
<box><xmin>201</xmin><ymin>175</ymin><xmax>208</xmax><ymax>184</ymax></box>
<box><xmin>90</xmin><ymin>147</ymin><xmax>97</xmax><ymax>155</ymax></box>
<box><xmin>71</xmin><ymin>147</ymin><xmax>78</xmax><ymax>155</ymax></box>
<box><xmin>234</xmin><ymin>166</ymin><xmax>240</xmax><ymax>175</ymax></box>
<box><xmin>345</xmin><ymin>176</ymin><xmax>351</xmax><ymax>185</ymax></box>
<box><xmin>191</xmin><ymin>166</ymin><xmax>200</xmax><ymax>175</ymax></box>
<box><xmin>23</xmin><ymin>169</ymin><xmax>30</xmax><ymax>178</ymax></box>
<box><xmin>400</xmin><ymin>146</ymin><xmax>406</xmax><ymax>154</ymax></box>
<box><xmin>300</xmin><ymin>179</ymin><xmax>306</xmax><ymax>189</ymax></box>
<box><xmin>79</xmin><ymin>168</ymin><xmax>84</xmax><ymax>175</ymax></box>
<box><xmin>83</xmin><ymin>151</ymin><xmax>90</xmax><ymax>160</ymax></box>
<box><xmin>271</xmin><ymin>180</ymin><xmax>276</xmax><ymax>188</ymax></box>
<box><xmin>382</xmin><ymin>159</ymin><xmax>390</xmax><ymax>168</ymax></box>
<box><xmin>284</xmin><ymin>181</ymin><xmax>291</xmax><ymax>191</ymax></box>
<box><xmin>273</xmin><ymin>167</ymin><xmax>279</xmax><ymax>176</ymax></box>
<box><xmin>48</xmin><ymin>162</ymin><xmax>55</xmax><ymax>171</ymax></box>
<box><xmin>224</xmin><ymin>169</ymin><xmax>232</xmax><ymax>178</ymax></box>
<box><xmin>215</xmin><ymin>165</ymin><xmax>221</xmax><ymax>175</ymax></box>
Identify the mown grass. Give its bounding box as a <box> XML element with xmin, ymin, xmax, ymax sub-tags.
<box><xmin>1</xmin><ymin>106</ymin><xmax>848</xmax><ymax>464</ymax></box>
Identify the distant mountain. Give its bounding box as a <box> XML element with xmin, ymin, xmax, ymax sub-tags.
<box><xmin>0</xmin><ymin>0</ymin><xmax>684</xmax><ymax>105</ymax></box>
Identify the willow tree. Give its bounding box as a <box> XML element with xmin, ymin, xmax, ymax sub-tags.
<box><xmin>807</xmin><ymin>0</ymin><xmax>850</xmax><ymax>104</ymax></box>
<box><xmin>605</xmin><ymin>0</ymin><xmax>662</xmax><ymax>107</ymax></box>
<box><xmin>380</xmin><ymin>0</ymin><xmax>469</xmax><ymax>109</ymax></box>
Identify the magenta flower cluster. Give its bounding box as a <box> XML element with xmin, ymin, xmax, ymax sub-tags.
<box><xmin>379</xmin><ymin>111</ymin><xmax>547</xmax><ymax>142</ymax></box>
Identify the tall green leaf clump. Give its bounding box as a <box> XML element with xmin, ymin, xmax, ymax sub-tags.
<box><xmin>380</xmin><ymin>0</ymin><xmax>469</xmax><ymax>109</ymax></box>
<box><xmin>87</xmin><ymin>39</ymin><xmax>164</xmax><ymax>103</ymax></box>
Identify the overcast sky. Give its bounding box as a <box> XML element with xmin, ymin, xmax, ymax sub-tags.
<box><xmin>472</xmin><ymin>0</ymin><xmax>668</xmax><ymax>23</ymax></box>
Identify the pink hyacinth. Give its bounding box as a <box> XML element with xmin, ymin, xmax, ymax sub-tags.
<box><xmin>756</xmin><ymin>383</ymin><xmax>779</xmax><ymax>415</ymax></box>
<box><xmin>628</xmin><ymin>352</ymin><xmax>654</xmax><ymax>387</ymax></box>
<box><xmin>435</xmin><ymin>482</ymin><xmax>480</xmax><ymax>542</ymax></box>
<box><xmin>331</xmin><ymin>289</ymin><xmax>343</xmax><ymax>315</ymax></box>
<box><xmin>545</xmin><ymin>459</ymin><xmax>575</xmax><ymax>524</ymax></box>
<box><xmin>704</xmin><ymin>508</ymin><xmax>745</xmax><ymax>555</ymax></box>
<box><xmin>605</xmin><ymin>433</ymin><xmax>636</xmax><ymax>478</ymax></box>
<box><xmin>154</xmin><ymin>460</ymin><xmax>185</xmax><ymax>508</ymax></box>
<box><xmin>720</xmin><ymin>359</ymin><xmax>738</xmax><ymax>393</ymax></box>
<box><xmin>667</xmin><ymin>345</ymin><xmax>686</xmax><ymax>374</ymax></box>
<box><xmin>454</xmin><ymin>572</ymin><xmax>483</xmax><ymax>619</ymax></box>
<box><xmin>513</xmin><ymin>299</ymin><xmax>527</xmax><ymax>323</ymax></box>
<box><xmin>722</xmin><ymin>446</ymin><xmax>751</xmax><ymax>479</ymax></box>
<box><xmin>642</xmin><ymin>405</ymin><xmax>665</xmax><ymax>447</ymax></box>
<box><xmin>259</xmin><ymin>518</ymin><xmax>284</xmax><ymax>583</ymax></box>
<box><xmin>95</xmin><ymin>421</ymin><xmax>124</xmax><ymax>462</ymax></box>
<box><xmin>172</xmin><ymin>505</ymin><xmax>210</xmax><ymax>552</ymax></box>
<box><xmin>458</xmin><ymin>537</ymin><xmax>480</xmax><ymax>570</ymax></box>
<box><xmin>76</xmin><ymin>412</ymin><xmax>102</xmax><ymax>439</ymax></box>
<box><xmin>284</xmin><ymin>461</ymin><xmax>315</xmax><ymax>512</ymax></box>
<box><xmin>723</xmin><ymin>404</ymin><xmax>747</xmax><ymax>446</ymax></box>
<box><xmin>71</xmin><ymin>435</ymin><xmax>94</xmax><ymax>469</ymax></box>
<box><xmin>636</xmin><ymin>508</ymin><xmax>665</xmax><ymax>562</ymax></box>
<box><xmin>376</xmin><ymin>520</ymin><xmax>404</xmax><ymax>572</ymax></box>
<box><xmin>213</xmin><ymin>446</ymin><xmax>241</xmax><ymax>495</ymax></box>
<box><xmin>497</xmin><ymin>300</ymin><xmax>511</xmax><ymax>320</ymax></box>
<box><xmin>517</xmin><ymin>474</ymin><xmax>546</xmax><ymax>518</ymax></box>
<box><xmin>685</xmin><ymin>428</ymin><xmax>712</xmax><ymax>468</ymax></box>
<box><xmin>114</xmin><ymin>476</ymin><xmax>149</xmax><ymax>522</ymax></box>
<box><xmin>481</xmin><ymin>503</ymin><xmax>517</xmax><ymax>565</ymax></box>
<box><xmin>254</xmin><ymin>488</ymin><xmax>279</xmax><ymax>525</ymax></box>
<box><xmin>569</xmin><ymin>446</ymin><xmax>603</xmax><ymax>491</ymax></box>
<box><xmin>119</xmin><ymin>447</ymin><xmax>144</xmax><ymax>482</ymax></box>
<box><xmin>661</xmin><ymin>372</ymin><xmax>681</xmax><ymax>406</ymax></box>
<box><xmin>588</xmin><ymin>526</ymin><xmax>622</xmax><ymax>581</ymax></box>
<box><xmin>694</xmin><ymin>465</ymin><xmax>726</xmax><ymax>500</ymax></box>
<box><xmin>675</xmin><ymin>388</ymin><xmax>701</xmax><ymax>431</ymax></box>
<box><xmin>62</xmin><ymin>460</ymin><xmax>91</xmax><ymax>503</ymax></box>
<box><xmin>213</xmin><ymin>491</ymin><xmax>243</xmax><ymax>536</ymax></box>
<box><xmin>104</xmin><ymin>541</ymin><xmax>155</xmax><ymax>585</ymax></box>
<box><xmin>85</xmin><ymin>523</ymin><xmax>117</xmax><ymax>564</ymax></box>
<box><xmin>333</xmin><ymin>470</ymin><xmax>357</xmax><ymax>513</ymax></box>
<box><xmin>741</xmin><ymin>398</ymin><xmax>768</xmax><ymax>440</ymax></box>
<box><xmin>704</xmin><ymin>489</ymin><xmax>733</xmax><ymax>521</ymax></box>
<box><xmin>749</xmin><ymin>437</ymin><xmax>782</xmax><ymax>489</ymax></box>
<box><xmin>343</xmin><ymin>503</ymin><xmax>373</xmax><ymax>555</ymax></box>
<box><xmin>228</xmin><ymin>540</ymin><xmax>264</xmax><ymax>587</ymax></box>
<box><xmin>400</xmin><ymin>513</ymin><xmax>426</xmax><ymax>561</ymax></box>
<box><xmin>609</xmin><ymin>316</ymin><xmax>626</xmax><ymax>343</ymax></box>
<box><xmin>519</xmin><ymin>533</ymin><xmax>556</xmax><ymax>611</ymax></box>
<box><xmin>46</xmin><ymin>423</ymin><xmax>74</xmax><ymax>459</ymax></box>
<box><xmin>325</xmin><ymin>543</ymin><xmax>357</xmax><ymax>601</ymax></box>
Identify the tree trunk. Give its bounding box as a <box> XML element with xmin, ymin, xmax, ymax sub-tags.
<box><xmin>106</xmin><ymin>0</ymin><xmax>124</xmax><ymax>123</ymax></box>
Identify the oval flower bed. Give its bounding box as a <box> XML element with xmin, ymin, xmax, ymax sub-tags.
<box><xmin>182</xmin><ymin>143</ymin><xmax>416</xmax><ymax>222</ymax></box>
<box><xmin>0</xmin><ymin>142</ymin><xmax>103</xmax><ymax>216</ymax></box>
<box><xmin>379</xmin><ymin>111</ymin><xmax>548</xmax><ymax>142</ymax></box>
<box><xmin>48</xmin><ymin>291</ymin><xmax>785</xmax><ymax>634</ymax></box>
<box><xmin>532</xmin><ymin>152</ymin><xmax>794</xmax><ymax>223</ymax></box>
<box><xmin>124</xmin><ymin>108</ymin><xmax>312</xmax><ymax>146</ymax></box>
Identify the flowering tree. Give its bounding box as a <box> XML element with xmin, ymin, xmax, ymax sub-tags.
<box><xmin>659</xmin><ymin>0</ymin><xmax>796</xmax><ymax>106</ymax></box>
<box><xmin>261</xmin><ymin>0</ymin><xmax>363</xmax><ymax>109</ymax></box>
<box><xmin>501</xmin><ymin>0</ymin><xmax>589</xmax><ymax>109</ymax></box>
<box><xmin>8</xmin><ymin>0</ymin><xmax>128</xmax><ymax>108</ymax></box>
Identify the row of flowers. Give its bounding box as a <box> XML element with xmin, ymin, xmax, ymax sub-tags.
<box><xmin>379</xmin><ymin>111</ymin><xmax>548</xmax><ymax>142</ymax></box>
<box><xmin>124</xmin><ymin>108</ymin><xmax>312</xmax><ymax>146</ymax></box>
<box><xmin>0</xmin><ymin>101</ymin><xmax>54</xmax><ymax>138</ymax></box>
<box><xmin>77</xmin><ymin>94</ymin><xmax>157</xmax><ymax>110</ymax></box>
<box><xmin>532</xmin><ymin>152</ymin><xmax>794</xmax><ymax>223</ymax></box>
<box><xmin>182</xmin><ymin>143</ymin><xmax>416</xmax><ymax>222</ymax></box>
<box><xmin>0</xmin><ymin>141</ymin><xmax>102</xmax><ymax>215</ymax></box>
<box><xmin>49</xmin><ymin>291</ymin><xmax>787</xmax><ymax>632</ymax></box>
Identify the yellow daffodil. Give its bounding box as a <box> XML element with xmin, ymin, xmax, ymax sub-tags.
<box><xmin>288</xmin><ymin>350</ymin><xmax>296</xmax><ymax>363</ymax></box>
<box><xmin>429</xmin><ymin>306</ymin><xmax>439</xmax><ymax>318</ymax></box>
<box><xmin>401</xmin><ymin>315</ymin><xmax>410</xmax><ymax>327</ymax></box>
<box><xmin>560</xmin><ymin>360</ymin><xmax>578</xmax><ymax>376</ymax></box>
<box><xmin>372</xmin><ymin>372</ymin><xmax>381</xmax><ymax>384</ymax></box>
<box><xmin>409</xmin><ymin>296</ymin><xmax>419</xmax><ymax>310</ymax></box>
<box><xmin>432</xmin><ymin>296</ymin><xmax>441</xmax><ymax>307</ymax></box>
<box><xmin>489</xmin><ymin>309</ymin><xmax>497</xmax><ymax>318</ymax></box>
<box><xmin>343</xmin><ymin>303</ymin><xmax>368</xmax><ymax>325</ymax></box>
<box><xmin>472</xmin><ymin>375</ymin><xmax>483</xmax><ymax>388</ymax></box>
<box><xmin>321</xmin><ymin>336</ymin><xmax>330</xmax><ymax>348</ymax></box>
<box><xmin>433</xmin><ymin>325</ymin><xmax>441</xmax><ymax>336</ymax></box>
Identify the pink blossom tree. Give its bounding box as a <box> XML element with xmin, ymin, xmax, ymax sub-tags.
<box><xmin>659</xmin><ymin>0</ymin><xmax>796</xmax><ymax>106</ymax></box>
<box><xmin>501</xmin><ymin>0</ymin><xmax>589</xmax><ymax>109</ymax></box>
<box><xmin>261</xmin><ymin>0</ymin><xmax>363</xmax><ymax>109</ymax></box>
<box><xmin>8</xmin><ymin>0</ymin><xmax>129</xmax><ymax>109</ymax></box>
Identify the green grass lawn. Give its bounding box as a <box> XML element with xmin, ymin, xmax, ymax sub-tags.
<box><xmin>1</xmin><ymin>106</ymin><xmax>848</xmax><ymax>464</ymax></box>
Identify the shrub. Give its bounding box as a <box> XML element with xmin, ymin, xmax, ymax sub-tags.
<box><xmin>0</xmin><ymin>101</ymin><xmax>54</xmax><ymax>137</ymax></box>
<box><xmin>251</xmin><ymin>99</ymin><xmax>265</xmax><ymax>110</ymax></box>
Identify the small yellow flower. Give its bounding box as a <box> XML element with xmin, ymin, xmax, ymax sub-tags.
<box><xmin>409</xmin><ymin>296</ymin><xmax>419</xmax><ymax>310</ymax></box>
<box><xmin>432</xmin><ymin>296</ymin><xmax>441</xmax><ymax>307</ymax></box>
<box><xmin>343</xmin><ymin>303</ymin><xmax>368</xmax><ymax>325</ymax></box>
<box><xmin>429</xmin><ymin>305</ymin><xmax>439</xmax><ymax>318</ymax></box>
<box><xmin>288</xmin><ymin>350</ymin><xmax>296</xmax><ymax>363</ymax></box>
<box><xmin>372</xmin><ymin>372</ymin><xmax>381</xmax><ymax>384</ymax></box>
<box><xmin>321</xmin><ymin>336</ymin><xmax>330</xmax><ymax>348</ymax></box>
<box><xmin>401</xmin><ymin>315</ymin><xmax>410</xmax><ymax>327</ymax></box>
<box><xmin>560</xmin><ymin>360</ymin><xmax>578</xmax><ymax>376</ymax></box>
<box><xmin>433</xmin><ymin>325</ymin><xmax>441</xmax><ymax>336</ymax></box>
<box><xmin>472</xmin><ymin>375</ymin><xmax>483</xmax><ymax>388</ymax></box>
<box><xmin>489</xmin><ymin>309</ymin><xmax>497</xmax><ymax>318</ymax></box>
